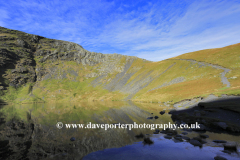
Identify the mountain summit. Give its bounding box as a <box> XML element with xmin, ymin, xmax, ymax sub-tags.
<box><xmin>0</xmin><ymin>26</ymin><xmax>239</xmax><ymax>104</ymax></box>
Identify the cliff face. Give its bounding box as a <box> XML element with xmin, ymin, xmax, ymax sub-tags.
<box><xmin>0</xmin><ymin>26</ymin><xmax>139</xmax><ymax>87</ymax></box>
<box><xmin>0</xmin><ymin>26</ymin><xmax>240</xmax><ymax>104</ymax></box>
<box><xmin>0</xmin><ymin>102</ymin><xmax>150</xmax><ymax>160</ymax></box>
<box><xmin>0</xmin><ymin>29</ymin><xmax>38</xmax><ymax>96</ymax></box>
<box><xmin>0</xmin><ymin>26</ymin><xmax>148</xmax><ymax>102</ymax></box>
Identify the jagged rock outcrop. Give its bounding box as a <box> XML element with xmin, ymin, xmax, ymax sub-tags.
<box><xmin>1</xmin><ymin>26</ymin><xmax>239</xmax><ymax>103</ymax></box>
<box><xmin>0</xmin><ymin>27</ymin><xmax>142</xmax><ymax>91</ymax></box>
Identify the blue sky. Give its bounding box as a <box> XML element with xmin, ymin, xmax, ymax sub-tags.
<box><xmin>0</xmin><ymin>0</ymin><xmax>240</xmax><ymax>61</ymax></box>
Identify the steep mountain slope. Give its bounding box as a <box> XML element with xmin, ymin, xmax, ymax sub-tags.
<box><xmin>0</xmin><ymin>26</ymin><xmax>239</xmax><ymax>104</ymax></box>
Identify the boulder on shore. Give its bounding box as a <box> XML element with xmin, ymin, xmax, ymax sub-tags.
<box><xmin>216</xmin><ymin>122</ymin><xmax>228</xmax><ymax>130</ymax></box>
<box><xmin>189</xmin><ymin>139</ymin><xmax>202</xmax><ymax>147</ymax></box>
<box><xmin>160</xmin><ymin>111</ymin><xmax>165</xmax><ymax>115</ymax></box>
<box><xmin>213</xmin><ymin>140</ymin><xmax>227</xmax><ymax>143</ymax></box>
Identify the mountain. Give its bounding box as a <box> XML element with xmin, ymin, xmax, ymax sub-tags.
<box><xmin>0</xmin><ymin>26</ymin><xmax>239</xmax><ymax>104</ymax></box>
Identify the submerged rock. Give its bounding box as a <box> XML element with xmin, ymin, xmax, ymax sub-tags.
<box><xmin>175</xmin><ymin>134</ymin><xmax>182</xmax><ymax>137</ymax></box>
<box><xmin>143</xmin><ymin>137</ymin><xmax>154</xmax><ymax>145</ymax></box>
<box><xmin>192</xmin><ymin>137</ymin><xmax>207</xmax><ymax>144</ymax></box>
<box><xmin>200</xmin><ymin>134</ymin><xmax>209</xmax><ymax>138</ymax></box>
<box><xmin>217</xmin><ymin>122</ymin><xmax>228</xmax><ymax>130</ymax></box>
<box><xmin>183</xmin><ymin>128</ymin><xmax>192</xmax><ymax>132</ymax></box>
<box><xmin>182</xmin><ymin>136</ymin><xmax>190</xmax><ymax>141</ymax></box>
<box><xmin>164</xmin><ymin>128</ymin><xmax>177</xmax><ymax>135</ymax></box>
<box><xmin>222</xmin><ymin>150</ymin><xmax>231</xmax><ymax>154</ymax></box>
<box><xmin>181</xmin><ymin>132</ymin><xmax>188</xmax><ymax>135</ymax></box>
<box><xmin>174</xmin><ymin>137</ymin><xmax>182</xmax><ymax>141</ymax></box>
<box><xmin>164</xmin><ymin>135</ymin><xmax>172</xmax><ymax>139</ymax></box>
<box><xmin>224</xmin><ymin>144</ymin><xmax>237</xmax><ymax>152</ymax></box>
<box><xmin>160</xmin><ymin>130</ymin><xmax>166</xmax><ymax>134</ymax></box>
<box><xmin>70</xmin><ymin>137</ymin><xmax>76</xmax><ymax>141</ymax></box>
<box><xmin>213</xmin><ymin>140</ymin><xmax>227</xmax><ymax>143</ymax></box>
<box><xmin>214</xmin><ymin>155</ymin><xmax>228</xmax><ymax>160</ymax></box>
<box><xmin>189</xmin><ymin>139</ymin><xmax>202</xmax><ymax>147</ymax></box>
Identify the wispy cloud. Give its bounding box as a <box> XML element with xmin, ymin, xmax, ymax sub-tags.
<box><xmin>0</xmin><ymin>0</ymin><xmax>240</xmax><ymax>61</ymax></box>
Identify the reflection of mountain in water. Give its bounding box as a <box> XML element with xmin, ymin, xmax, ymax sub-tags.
<box><xmin>94</xmin><ymin>105</ymin><xmax>151</xmax><ymax>124</ymax></box>
<box><xmin>0</xmin><ymin>102</ymin><xmax>172</xmax><ymax>160</ymax></box>
<box><xmin>1</xmin><ymin>101</ymin><xmax>240</xmax><ymax>160</ymax></box>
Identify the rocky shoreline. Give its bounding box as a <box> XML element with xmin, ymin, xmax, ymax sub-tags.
<box><xmin>172</xmin><ymin>94</ymin><xmax>240</xmax><ymax>110</ymax></box>
<box><xmin>0</xmin><ymin>97</ymin><xmax>240</xmax><ymax>160</ymax></box>
<box><xmin>170</xmin><ymin>96</ymin><xmax>240</xmax><ymax>134</ymax></box>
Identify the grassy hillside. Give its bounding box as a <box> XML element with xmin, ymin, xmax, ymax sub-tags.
<box><xmin>0</xmin><ymin>27</ymin><xmax>239</xmax><ymax>104</ymax></box>
<box><xmin>131</xmin><ymin>44</ymin><xmax>240</xmax><ymax>103</ymax></box>
<box><xmin>173</xmin><ymin>43</ymin><xmax>240</xmax><ymax>89</ymax></box>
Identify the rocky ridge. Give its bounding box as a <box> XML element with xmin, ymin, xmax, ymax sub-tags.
<box><xmin>0</xmin><ymin>26</ymin><xmax>240</xmax><ymax>103</ymax></box>
<box><xmin>0</xmin><ymin>27</ymin><xmax>145</xmax><ymax>96</ymax></box>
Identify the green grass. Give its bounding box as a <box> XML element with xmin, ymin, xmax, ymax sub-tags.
<box><xmin>219</xmin><ymin>87</ymin><xmax>230</xmax><ymax>90</ymax></box>
<box><xmin>174</xmin><ymin>43</ymin><xmax>240</xmax><ymax>69</ymax></box>
<box><xmin>2</xmin><ymin>84</ymin><xmax>44</xmax><ymax>103</ymax></box>
<box><xmin>2</xmin><ymin>26</ymin><xmax>240</xmax><ymax>104</ymax></box>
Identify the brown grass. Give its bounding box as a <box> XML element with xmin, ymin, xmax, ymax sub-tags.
<box><xmin>174</xmin><ymin>43</ymin><xmax>240</xmax><ymax>69</ymax></box>
<box><xmin>135</xmin><ymin>76</ymin><xmax>223</xmax><ymax>103</ymax></box>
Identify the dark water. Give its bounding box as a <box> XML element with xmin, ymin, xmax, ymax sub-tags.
<box><xmin>84</xmin><ymin>134</ymin><xmax>240</xmax><ymax>160</ymax></box>
<box><xmin>0</xmin><ymin>101</ymin><xmax>239</xmax><ymax>160</ymax></box>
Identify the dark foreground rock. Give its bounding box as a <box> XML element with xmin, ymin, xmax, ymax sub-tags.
<box><xmin>213</xmin><ymin>140</ymin><xmax>227</xmax><ymax>143</ymax></box>
<box><xmin>199</xmin><ymin>134</ymin><xmax>209</xmax><ymax>138</ymax></box>
<box><xmin>193</xmin><ymin>137</ymin><xmax>207</xmax><ymax>144</ymax></box>
<box><xmin>135</xmin><ymin>133</ymin><xmax>145</xmax><ymax>139</ymax></box>
<box><xmin>160</xmin><ymin>128</ymin><xmax>177</xmax><ymax>135</ymax></box>
<box><xmin>181</xmin><ymin>132</ymin><xmax>188</xmax><ymax>135</ymax></box>
<box><xmin>189</xmin><ymin>139</ymin><xmax>202</xmax><ymax>147</ymax></box>
<box><xmin>143</xmin><ymin>137</ymin><xmax>154</xmax><ymax>145</ymax></box>
<box><xmin>182</xmin><ymin>136</ymin><xmax>190</xmax><ymax>141</ymax></box>
<box><xmin>164</xmin><ymin>135</ymin><xmax>172</xmax><ymax>139</ymax></box>
<box><xmin>174</xmin><ymin>136</ymin><xmax>183</xmax><ymax>141</ymax></box>
<box><xmin>224</xmin><ymin>144</ymin><xmax>238</xmax><ymax>152</ymax></box>
<box><xmin>170</xmin><ymin>97</ymin><xmax>240</xmax><ymax>135</ymax></box>
<box><xmin>160</xmin><ymin>111</ymin><xmax>165</xmax><ymax>115</ymax></box>
<box><xmin>214</xmin><ymin>155</ymin><xmax>228</xmax><ymax>160</ymax></box>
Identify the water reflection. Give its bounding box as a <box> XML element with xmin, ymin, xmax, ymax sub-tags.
<box><xmin>84</xmin><ymin>134</ymin><xmax>240</xmax><ymax>160</ymax></box>
<box><xmin>0</xmin><ymin>101</ymin><xmax>239</xmax><ymax>160</ymax></box>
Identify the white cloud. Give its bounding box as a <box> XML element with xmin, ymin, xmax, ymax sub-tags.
<box><xmin>90</xmin><ymin>0</ymin><xmax>240</xmax><ymax>61</ymax></box>
<box><xmin>0</xmin><ymin>0</ymin><xmax>240</xmax><ymax>61</ymax></box>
